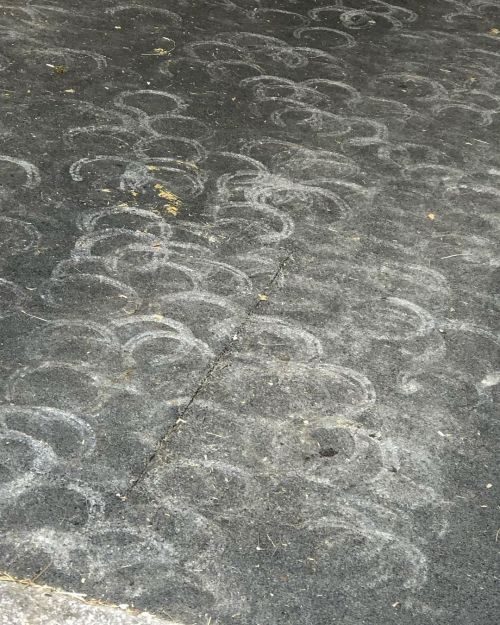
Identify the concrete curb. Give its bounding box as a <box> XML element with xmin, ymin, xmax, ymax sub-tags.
<box><xmin>0</xmin><ymin>580</ymin><xmax>183</xmax><ymax>625</ymax></box>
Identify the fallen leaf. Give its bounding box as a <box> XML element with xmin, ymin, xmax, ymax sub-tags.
<box><xmin>335</xmin><ymin>418</ymin><xmax>359</xmax><ymax>429</ymax></box>
<box><xmin>165</xmin><ymin>204</ymin><xmax>178</xmax><ymax>216</ymax></box>
<box><xmin>154</xmin><ymin>183</ymin><xmax>183</xmax><ymax>215</ymax></box>
<box><xmin>158</xmin><ymin>189</ymin><xmax>178</xmax><ymax>202</ymax></box>
<box><xmin>488</xmin><ymin>27</ymin><xmax>499</xmax><ymax>35</ymax></box>
<box><xmin>427</xmin><ymin>212</ymin><xmax>436</xmax><ymax>221</ymax></box>
<box><xmin>176</xmin><ymin>160</ymin><xmax>198</xmax><ymax>170</ymax></box>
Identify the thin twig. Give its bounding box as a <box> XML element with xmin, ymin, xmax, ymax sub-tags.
<box><xmin>20</xmin><ymin>310</ymin><xmax>50</xmax><ymax>322</ymax></box>
<box><xmin>31</xmin><ymin>561</ymin><xmax>52</xmax><ymax>583</ymax></box>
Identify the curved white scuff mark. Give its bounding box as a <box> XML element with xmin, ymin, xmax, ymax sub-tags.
<box><xmin>35</xmin><ymin>47</ymin><xmax>107</xmax><ymax>70</ymax></box>
<box><xmin>114</xmin><ymin>89</ymin><xmax>187</xmax><ymax>119</ymax></box>
<box><xmin>293</xmin><ymin>26</ymin><xmax>357</xmax><ymax>49</ymax></box>
<box><xmin>0</xmin><ymin>405</ymin><xmax>96</xmax><ymax>457</ymax></box>
<box><xmin>0</xmin><ymin>155</ymin><xmax>41</xmax><ymax>188</ymax></box>
<box><xmin>105</xmin><ymin>4</ymin><xmax>183</xmax><ymax>27</ymax></box>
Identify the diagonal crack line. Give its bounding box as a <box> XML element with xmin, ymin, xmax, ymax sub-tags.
<box><xmin>124</xmin><ymin>249</ymin><xmax>294</xmax><ymax>495</ymax></box>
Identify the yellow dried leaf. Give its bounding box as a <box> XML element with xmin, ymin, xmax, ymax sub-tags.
<box><xmin>158</xmin><ymin>189</ymin><xmax>181</xmax><ymax>203</ymax></box>
<box><xmin>335</xmin><ymin>418</ymin><xmax>359</xmax><ymax>429</ymax></box>
<box><xmin>176</xmin><ymin>160</ymin><xmax>198</xmax><ymax>170</ymax></box>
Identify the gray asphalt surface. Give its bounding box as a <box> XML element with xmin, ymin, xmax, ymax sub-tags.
<box><xmin>0</xmin><ymin>1</ymin><xmax>499</xmax><ymax>624</ymax></box>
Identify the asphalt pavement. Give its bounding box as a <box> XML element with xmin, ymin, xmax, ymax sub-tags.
<box><xmin>0</xmin><ymin>1</ymin><xmax>498</xmax><ymax>624</ymax></box>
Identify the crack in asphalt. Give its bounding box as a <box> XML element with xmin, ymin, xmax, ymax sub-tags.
<box><xmin>124</xmin><ymin>248</ymin><xmax>294</xmax><ymax>495</ymax></box>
